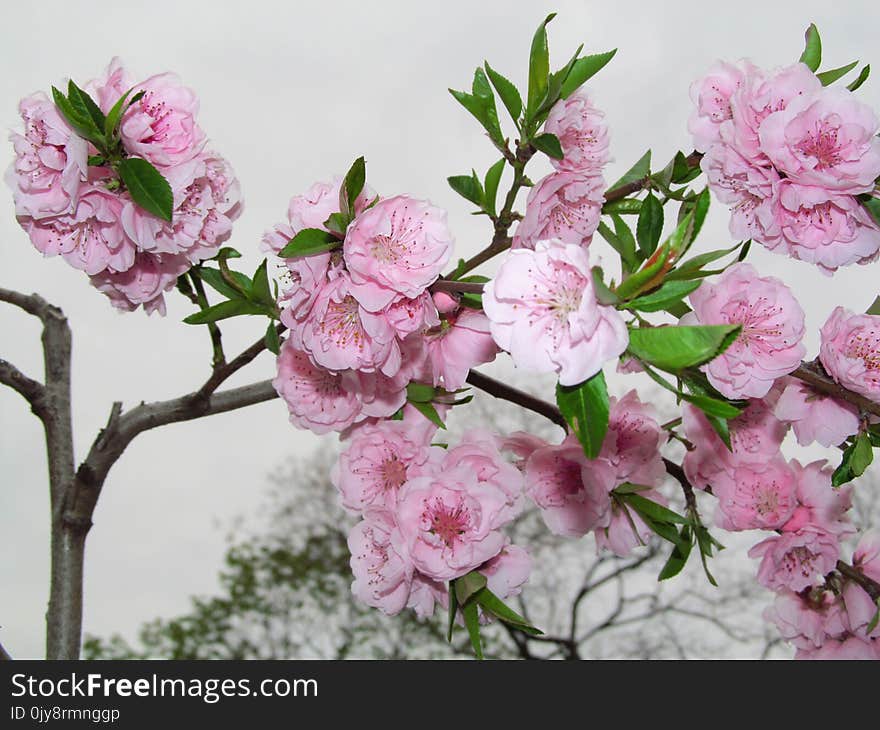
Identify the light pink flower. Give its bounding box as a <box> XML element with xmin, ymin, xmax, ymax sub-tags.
<box><xmin>819</xmin><ymin>307</ymin><xmax>880</xmax><ymax>402</ymax></box>
<box><xmin>483</xmin><ymin>240</ymin><xmax>628</xmax><ymax>386</ymax></box>
<box><xmin>544</xmin><ymin>91</ymin><xmax>610</xmax><ymax>172</ymax></box>
<box><xmin>89</xmin><ymin>251</ymin><xmax>189</xmax><ymax>315</ymax></box>
<box><xmin>682</xmin><ymin>262</ymin><xmax>805</xmax><ymax>399</ymax></box>
<box><xmin>599</xmin><ymin>390</ymin><xmax>665</xmax><ymax>487</ymax></box>
<box><xmin>764</xmin><ymin>588</ymin><xmax>848</xmax><ymax>651</ymax></box>
<box><xmin>383</xmin><ymin>292</ymin><xmax>440</xmax><ymax>339</ymax></box>
<box><xmin>711</xmin><ymin>455</ymin><xmax>796</xmax><ymax>531</ymax></box>
<box><xmin>348</xmin><ymin>509</ymin><xmax>412</xmax><ymax>616</ymax></box>
<box><xmin>842</xmin><ymin>581</ymin><xmax>880</xmax><ymax>641</ymax></box>
<box><xmin>524</xmin><ymin>434</ymin><xmax>614</xmax><ymax>537</ymax></box>
<box><xmin>512</xmin><ymin>172</ymin><xmax>604</xmax><ymax>250</ymax></box>
<box><xmin>596</xmin><ymin>487</ymin><xmax>666</xmax><ymax>557</ymax></box>
<box><xmin>272</xmin><ymin>341</ymin><xmax>365</xmax><ymax>434</ymax></box>
<box><xmin>406</xmin><ymin>574</ymin><xmax>448</xmax><ymax>619</ymax></box>
<box><xmin>759</xmin><ymin>87</ymin><xmax>880</xmax><ymax>194</ymax></box>
<box><xmin>396</xmin><ymin>466</ymin><xmax>511</xmax><ymax>581</ymax></box>
<box><xmin>797</xmin><ymin>636</ymin><xmax>880</xmax><ymax>659</ymax></box>
<box><xmin>23</xmin><ymin>186</ymin><xmax>134</xmax><ymax>275</ymax></box>
<box><xmin>84</xmin><ymin>57</ymin><xmax>134</xmax><ymax>114</ymax></box>
<box><xmin>774</xmin><ymin>378</ymin><xmax>860</xmax><ymax>447</ymax></box>
<box><xmin>688</xmin><ymin>60</ymin><xmax>753</xmax><ymax>153</ymax></box>
<box><xmin>332</xmin><ymin>419</ymin><xmax>441</xmax><ymax>513</ymax></box>
<box><xmin>344</xmin><ymin>195</ymin><xmax>453</xmax><ymax>311</ymax></box>
<box><xmin>781</xmin><ymin>459</ymin><xmax>853</xmax><ymax>537</ymax></box>
<box><xmin>119</xmin><ymin>72</ymin><xmax>206</xmax><ymax>167</ymax></box>
<box><xmin>7</xmin><ymin>92</ymin><xmax>87</xmax><ymax>220</ymax></box>
<box><xmin>852</xmin><ymin>529</ymin><xmax>880</xmax><ymax>584</ymax></box>
<box><xmin>501</xmin><ymin>432</ymin><xmax>550</xmax><ymax>471</ymax></box>
<box><xmin>479</xmin><ymin>543</ymin><xmax>532</xmax><ymax>599</ymax></box>
<box><xmin>750</xmin><ymin>526</ymin><xmax>841</xmax><ymax>592</ymax></box>
<box><xmin>420</xmin><ymin>309</ymin><xmax>498</xmax><ymax>390</ymax></box>
<box><xmin>761</xmin><ymin>182</ymin><xmax>880</xmax><ymax>274</ymax></box>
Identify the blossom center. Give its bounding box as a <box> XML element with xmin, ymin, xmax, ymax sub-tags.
<box><xmin>796</xmin><ymin>121</ymin><xmax>843</xmax><ymax>170</ymax></box>
<box><xmin>845</xmin><ymin>329</ymin><xmax>880</xmax><ymax>371</ymax></box>
<box><xmin>423</xmin><ymin>496</ymin><xmax>471</xmax><ymax>547</ymax></box>
<box><xmin>320</xmin><ymin>295</ymin><xmax>365</xmax><ymax>351</ymax></box>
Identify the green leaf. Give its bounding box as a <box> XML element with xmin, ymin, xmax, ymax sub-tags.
<box><xmin>636</xmin><ymin>192</ymin><xmax>664</xmax><ymax>257</ymax></box>
<box><xmin>475</xmin><ymin>588</ymin><xmax>543</xmax><ymax>635</ymax></box>
<box><xmin>611</xmin><ymin>214</ymin><xmax>638</xmax><ymax>264</ymax></box>
<box><xmin>847</xmin><ymin>64</ymin><xmax>871</xmax><ymax>91</ymax></box>
<box><xmin>667</xmin><ymin>242</ymin><xmax>744</xmax><ymax>280</ymax></box>
<box><xmin>816</xmin><ymin>60</ymin><xmax>859</xmax><ymax>86</ymax></box>
<box><xmin>687</xmin><ymin>188</ymin><xmax>711</xmax><ymax>247</ymax></box>
<box><xmin>556</xmin><ymin>370</ymin><xmax>609</xmax><ymax>459</ymax></box>
<box><xmin>540</xmin><ymin>44</ymin><xmax>583</xmax><ymax>118</ymax></box>
<box><xmin>454</xmin><ymin>572</ymin><xmax>488</xmax><ymax>606</ymax></box>
<box><xmin>866</xmin><ymin>602</ymin><xmax>880</xmax><ymax>635</ymax></box>
<box><xmin>799</xmin><ymin>23</ymin><xmax>822</xmax><ymax>72</ymax></box>
<box><xmin>409</xmin><ymin>400</ymin><xmax>447</xmax><ymax>430</ymax></box>
<box><xmin>264</xmin><ymin>323</ymin><xmax>281</xmax><ymax>356</ymax></box>
<box><xmin>531</xmin><ymin>132</ymin><xmax>564</xmax><ymax>160</ymax></box>
<box><xmin>447</xmin><ymin>174</ymin><xmax>484</xmax><ymax>206</ymax></box>
<box><xmin>620</xmin><ymin>493</ymin><xmax>688</xmax><ymax>525</ymax></box>
<box><xmin>602</xmin><ymin>198</ymin><xmax>642</xmax><ymax>216</ymax></box>
<box><xmin>278</xmin><ymin>228</ymin><xmax>340</xmax><ymax>259</ymax></box>
<box><xmin>213</xmin><ymin>247</ymin><xmax>242</xmax><ymax>260</ymax></box>
<box><xmin>560</xmin><ymin>49</ymin><xmax>617</xmax><ymax>99</ymax></box>
<box><xmin>67</xmin><ymin>80</ymin><xmax>106</xmax><ymax>140</ymax></box>
<box><xmin>591</xmin><ymin>267</ymin><xmax>619</xmax><ymax>306</ymax></box>
<box><xmin>449</xmin><ymin>89</ymin><xmax>500</xmax><ymax>143</ymax></box>
<box><xmin>526</xmin><ymin>13</ymin><xmax>555</xmax><ymax>118</ymax></box>
<box><xmin>341</xmin><ymin>156</ymin><xmax>366</xmax><ymax>219</ymax></box>
<box><xmin>483</xmin><ymin>158</ymin><xmax>505</xmax><ymax>217</ymax></box>
<box><xmin>597</xmin><ymin>220</ymin><xmax>638</xmax><ymax>273</ymax></box>
<box><xmin>192</xmin><ymin>267</ymin><xmax>250</xmax><ymax>300</ymax></box>
<box><xmin>447</xmin><ymin>583</ymin><xmax>458</xmax><ymax>642</ymax></box>
<box><xmin>683</xmin><ymin>393</ymin><xmax>741</xmax><ymax>420</ymax></box>
<box><xmin>51</xmin><ymin>86</ymin><xmax>104</xmax><ymax>146</ymax></box>
<box><xmin>461</xmin><ymin>600</ymin><xmax>483</xmax><ymax>659</ymax></box>
<box><xmin>471</xmin><ymin>67</ymin><xmax>503</xmax><ymax>142</ymax></box>
<box><xmin>867</xmin><ymin>296</ymin><xmax>880</xmax><ymax>316</ymax></box>
<box><xmin>625</xmin><ymin>279</ymin><xmax>700</xmax><ymax>312</ymax></box>
<box><xmin>609</xmin><ymin>150</ymin><xmax>651</xmax><ymax>191</ymax></box>
<box><xmin>104</xmin><ymin>88</ymin><xmax>133</xmax><ymax>139</ymax></box>
<box><xmin>658</xmin><ymin>525</ymin><xmax>693</xmax><ymax>581</ymax></box>
<box><xmin>251</xmin><ymin>259</ymin><xmax>274</xmax><ymax>307</ymax></box>
<box><xmin>484</xmin><ymin>62</ymin><xmax>523</xmax><ymax>124</ymax></box>
<box><xmin>324</xmin><ymin>212</ymin><xmax>348</xmax><ymax>236</ymax></box>
<box><xmin>117</xmin><ymin>158</ymin><xmax>173</xmax><ymax>221</ymax></box>
<box><xmin>627</xmin><ymin>324</ymin><xmax>741</xmax><ymax>373</ymax></box>
<box><xmin>87</xmin><ymin>155</ymin><xmax>106</xmax><ymax>167</ymax></box>
<box><xmin>406</xmin><ymin>382</ymin><xmax>436</xmax><ymax>403</ymax></box>
<box><xmin>832</xmin><ymin>432</ymin><xmax>874</xmax><ymax>487</ymax></box>
<box><xmin>183</xmin><ymin>299</ymin><xmax>266</xmax><ymax>325</ymax></box>
<box><xmin>861</xmin><ymin>196</ymin><xmax>880</xmax><ymax>227</ymax></box>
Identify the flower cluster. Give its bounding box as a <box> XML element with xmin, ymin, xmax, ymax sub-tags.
<box><xmin>513</xmin><ymin>91</ymin><xmax>610</xmax><ymax>249</ymax></box>
<box><xmin>7</xmin><ymin>59</ymin><xmax>242</xmax><ymax>314</ymax></box>
<box><xmin>269</xmin><ymin>180</ymin><xmax>497</xmax><ymax>434</ymax></box>
<box><xmin>690</xmin><ymin>60</ymin><xmax>880</xmax><ymax>273</ymax></box>
<box><xmin>337</xmin><ymin>410</ymin><xmax>530</xmax><ymax>618</ymax></box>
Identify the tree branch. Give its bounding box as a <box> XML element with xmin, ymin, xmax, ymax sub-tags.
<box><xmin>0</xmin><ymin>358</ymin><xmax>45</xmax><ymax>416</ymax></box>
<box><xmin>792</xmin><ymin>360</ymin><xmax>880</xmax><ymax>419</ymax></box>
<box><xmin>836</xmin><ymin>560</ymin><xmax>880</xmax><ymax>602</ymax></box>
<box><xmin>466</xmin><ymin>369</ymin><xmax>566</xmax><ymax>429</ymax></box>
<box><xmin>192</xmin><ymin>324</ymin><xmax>284</xmax><ymax>401</ymax></box>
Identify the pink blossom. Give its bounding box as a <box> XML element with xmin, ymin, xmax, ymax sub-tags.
<box><xmin>348</xmin><ymin>509</ymin><xmax>412</xmax><ymax>616</ymax></box>
<box><xmin>599</xmin><ymin>390</ymin><xmax>665</xmax><ymax>487</ymax></box>
<box><xmin>819</xmin><ymin>307</ymin><xmax>880</xmax><ymax>403</ymax></box>
<box><xmin>419</xmin><ymin>309</ymin><xmax>498</xmax><ymax>390</ymax></box>
<box><xmin>383</xmin><ymin>292</ymin><xmax>440</xmax><ymax>339</ymax></box>
<box><xmin>479</xmin><ymin>543</ymin><xmax>532</xmax><ymax>599</ymax></box>
<box><xmin>764</xmin><ymin>588</ymin><xmax>848</xmax><ymax>651</ymax></box>
<box><xmin>711</xmin><ymin>455</ymin><xmax>796</xmax><ymax>531</ymax></box>
<box><xmin>23</xmin><ymin>186</ymin><xmax>134</xmax><ymax>275</ymax></box>
<box><xmin>682</xmin><ymin>262</ymin><xmax>805</xmax><ymax>399</ymax></box>
<box><xmin>596</xmin><ymin>487</ymin><xmax>666</xmax><ymax>557</ymax></box>
<box><xmin>781</xmin><ymin>459</ymin><xmax>853</xmax><ymax>537</ymax></box>
<box><xmin>396</xmin><ymin>466</ymin><xmax>511</xmax><ymax>581</ymax></box>
<box><xmin>524</xmin><ymin>434</ymin><xmax>614</xmax><ymax>537</ymax></box>
<box><xmin>842</xmin><ymin>581</ymin><xmax>880</xmax><ymax>641</ymax></box>
<box><xmin>501</xmin><ymin>432</ymin><xmax>549</xmax><ymax>470</ymax></box>
<box><xmin>89</xmin><ymin>251</ymin><xmax>189</xmax><ymax>315</ymax></box>
<box><xmin>278</xmin><ymin>251</ymin><xmax>345</xmax><ymax>331</ymax></box>
<box><xmin>852</xmin><ymin>529</ymin><xmax>880</xmax><ymax>584</ymax></box>
<box><xmin>7</xmin><ymin>92</ymin><xmax>87</xmax><ymax>220</ymax></box>
<box><xmin>759</xmin><ymin>87</ymin><xmax>880</xmax><ymax>194</ymax></box>
<box><xmin>431</xmin><ymin>290</ymin><xmax>459</xmax><ymax>315</ymax></box>
<box><xmin>272</xmin><ymin>341</ymin><xmax>365</xmax><ymax>434</ymax></box>
<box><xmin>84</xmin><ymin>57</ymin><xmax>134</xmax><ymax>114</ymax></box>
<box><xmin>688</xmin><ymin>60</ymin><xmax>753</xmax><ymax>153</ymax></box>
<box><xmin>512</xmin><ymin>172</ymin><xmax>604</xmax><ymax>250</ymax></box>
<box><xmin>750</xmin><ymin>526</ymin><xmax>840</xmax><ymax>592</ymax></box>
<box><xmin>483</xmin><ymin>240</ymin><xmax>628</xmax><ymax>386</ymax></box>
<box><xmin>344</xmin><ymin>195</ymin><xmax>453</xmax><ymax>311</ymax></box>
<box><xmin>351</xmin><ymin>368</ymin><xmax>410</xmax><ymax>420</ymax></box>
<box><xmin>774</xmin><ymin>378</ymin><xmax>860</xmax><ymax>447</ymax></box>
<box><xmin>797</xmin><ymin>636</ymin><xmax>880</xmax><ymax>660</ymax></box>
<box><xmin>119</xmin><ymin>72</ymin><xmax>206</xmax><ymax>167</ymax></box>
<box><xmin>332</xmin><ymin>419</ymin><xmax>441</xmax><ymax>512</ymax></box>
<box><xmin>406</xmin><ymin>574</ymin><xmax>448</xmax><ymax>619</ymax></box>
<box><xmin>544</xmin><ymin>91</ymin><xmax>610</xmax><ymax>172</ymax></box>
<box><xmin>761</xmin><ymin>182</ymin><xmax>880</xmax><ymax>273</ymax></box>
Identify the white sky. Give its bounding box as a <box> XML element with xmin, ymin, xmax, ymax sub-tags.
<box><xmin>1</xmin><ymin>0</ymin><xmax>878</xmax><ymax>658</ymax></box>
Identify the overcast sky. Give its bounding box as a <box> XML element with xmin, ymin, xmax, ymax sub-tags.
<box><xmin>2</xmin><ymin>0</ymin><xmax>878</xmax><ymax>658</ymax></box>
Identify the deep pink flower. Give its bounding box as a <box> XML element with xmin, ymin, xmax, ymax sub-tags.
<box><xmin>544</xmin><ymin>91</ymin><xmax>611</xmax><ymax>172</ymax></box>
<box><xmin>774</xmin><ymin>378</ymin><xmax>860</xmax><ymax>447</ymax></box>
<box><xmin>819</xmin><ymin>307</ymin><xmax>880</xmax><ymax>403</ymax></box>
<box><xmin>599</xmin><ymin>390</ymin><xmax>665</xmax><ymax>487</ymax></box>
<box><xmin>483</xmin><ymin>240</ymin><xmax>628</xmax><ymax>386</ymax></box>
<box><xmin>682</xmin><ymin>262</ymin><xmax>805</xmax><ymax>399</ymax></box>
<box><xmin>332</xmin><ymin>419</ymin><xmax>441</xmax><ymax>512</ymax></box>
<box><xmin>759</xmin><ymin>87</ymin><xmax>880</xmax><ymax>194</ymax></box>
<box><xmin>750</xmin><ymin>526</ymin><xmax>841</xmax><ymax>592</ymax></box>
<box><xmin>89</xmin><ymin>251</ymin><xmax>189</xmax><ymax>315</ymax></box>
<box><xmin>419</xmin><ymin>309</ymin><xmax>498</xmax><ymax>390</ymax></box>
<box><xmin>711</xmin><ymin>455</ymin><xmax>796</xmax><ymax>531</ymax></box>
<box><xmin>512</xmin><ymin>172</ymin><xmax>604</xmax><ymax>250</ymax></box>
<box><xmin>119</xmin><ymin>72</ymin><xmax>206</xmax><ymax>167</ymax></box>
<box><xmin>344</xmin><ymin>195</ymin><xmax>453</xmax><ymax>311</ymax></box>
<box><xmin>348</xmin><ymin>508</ymin><xmax>412</xmax><ymax>616</ymax></box>
<box><xmin>396</xmin><ymin>466</ymin><xmax>511</xmax><ymax>581</ymax></box>
<box><xmin>524</xmin><ymin>434</ymin><xmax>614</xmax><ymax>537</ymax></box>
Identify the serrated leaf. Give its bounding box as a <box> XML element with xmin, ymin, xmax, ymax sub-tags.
<box><xmin>597</xmin><ymin>220</ymin><xmax>638</xmax><ymax>274</ymax></box>
<box><xmin>832</xmin><ymin>431</ymin><xmax>874</xmax><ymax>487</ymax></box>
<box><xmin>52</xmin><ymin>86</ymin><xmax>103</xmax><ymax>146</ymax></box>
<box><xmin>117</xmin><ymin>157</ymin><xmax>173</xmax><ymax>221</ymax></box>
<box><xmin>531</xmin><ymin>132</ymin><xmax>564</xmax><ymax>160</ymax></box>
<box><xmin>471</xmin><ymin>67</ymin><xmax>503</xmax><ymax>142</ymax></box>
<box><xmin>265</xmin><ymin>323</ymin><xmax>281</xmax><ymax>355</ymax></box>
<box><xmin>454</xmin><ymin>572</ymin><xmax>488</xmax><ymax>606</ymax></box>
<box><xmin>620</xmin><ymin>493</ymin><xmax>689</xmax><ymax>525</ymax></box>
<box><xmin>560</xmin><ymin>49</ymin><xmax>617</xmax><ymax>99</ymax></box>
<box><xmin>666</xmin><ymin>242</ymin><xmax>744</xmax><ymax>280</ymax></box>
<box><xmin>799</xmin><ymin>23</ymin><xmax>822</xmax><ymax>72</ymax></box>
<box><xmin>861</xmin><ymin>196</ymin><xmax>880</xmax><ymax>227</ymax></box>
<box><xmin>625</xmin><ymin>279</ymin><xmax>700</xmax><ymax>312</ymax></box>
<box><xmin>609</xmin><ymin>150</ymin><xmax>651</xmax><ymax>191</ymax></box>
<box><xmin>658</xmin><ymin>525</ymin><xmax>693</xmax><ymax>581</ymax></box>
<box><xmin>406</xmin><ymin>382</ymin><xmax>436</xmax><ymax>403</ymax></box>
<box><xmin>556</xmin><ymin>370</ymin><xmax>609</xmax><ymax>459</ymax></box>
<box><xmin>278</xmin><ymin>228</ymin><xmax>340</xmax><ymax>259</ymax></box>
<box><xmin>816</xmin><ymin>60</ymin><xmax>859</xmax><ymax>86</ymax></box>
<box><xmin>192</xmin><ymin>267</ymin><xmax>251</xmax><ymax>300</ymax></box>
<box><xmin>409</xmin><ymin>400</ymin><xmax>447</xmax><ymax>430</ymax></box>
<box><xmin>847</xmin><ymin>64</ymin><xmax>871</xmax><ymax>91</ymax></box>
<box><xmin>183</xmin><ymin>299</ymin><xmax>267</xmax><ymax>325</ymax></box>
<box><xmin>449</xmin><ymin>88</ymin><xmax>501</xmax><ymax>143</ymax></box>
<box><xmin>341</xmin><ymin>156</ymin><xmax>366</xmax><ymax>219</ymax></box>
<box><xmin>526</xmin><ymin>13</ymin><xmax>555</xmax><ymax>118</ymax></box>
<box><xmin>591</xmin><ymin>267</ymin><xmax>619</xmax><ymax>306</ymax></box>
<box><xmin>104</xmin><ymin>88</ymin><xmax>133</xmax><ymax>139</ymax></box>
<box><xmin>67</xmin><ymin>80</ymin><xmax>106</xmax><ymax>140</ymax></box>
<box><xmin>483</xmin><ymin>158</ymin><xmax>505</xmax><ymax>217</ymax></box>
<box><xmin>627</xmin><ymin>324</ymin><xmax>741</xmax><ymax>372</ymax></box>
<box><xmin>461</xmin><ymin>600</ymin><xmax>483</xmax><ymax>659</ymax></box>
<box><xmin>636</xmin><ymin>192</ymin><xmax>664</xmax><ymax>257</ymax></box>
<box><xmin>475</xmin><ymin>588</ymin><xmax>543</xmax><ymax>635</ymax></box>
<box><xmin>251</xmin><ymin>259</ymin><xmax>274</xmax><ymax>307</ymax></box>
<box><xmin>448</xmin><ymin>174</ymin><xmax>484</xmax><ymax>206</ymax></box>
<box><xmin>484</xmin><ymin>62</ymin><xmax>522</xmax><ymax>124</ymax></box>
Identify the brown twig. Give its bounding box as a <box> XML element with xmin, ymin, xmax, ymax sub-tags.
<box><xmin>836</xmin><ymin>560</ymin><xmax>880</xmax><ymax>603</ymax></box>
<box><xmin>465</xmin><ymin>369</ymin><xmax>566</xmax><ymax>429</ymax></box>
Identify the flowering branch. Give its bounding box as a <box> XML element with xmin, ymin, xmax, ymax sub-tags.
<box><xmin>836</xmin><ymin>560</ymin><xmax>880</xmax><ymax>602</ymax></box>
<box><xmin>792</xmin><ymin>360</ymin><xmax>880</xmax><ymax>419</ymax></box>
<box><xmin>465</xmin><ymin>369</ymin><xmax>566</xmax><ymax>428</ymax></box>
